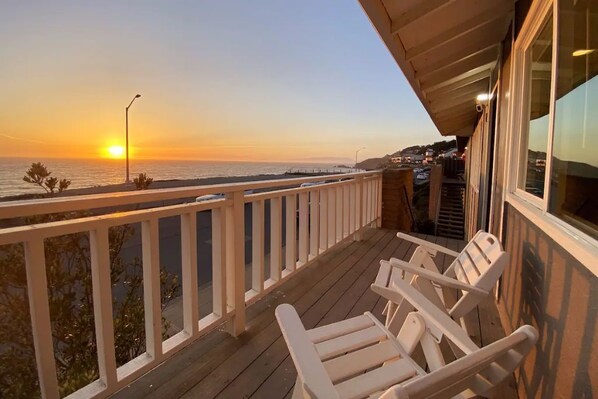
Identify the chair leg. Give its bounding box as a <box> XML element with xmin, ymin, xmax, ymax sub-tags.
<box><xmin>386</xmin><ymin>298</ymin><xmax>415</xmax><ymax>336</ymax></box>
<box><xmin>291</xmin><ymin>376</ymin><xmax>304</xmax><ymax>399</ymax></box>
<box><xmin>396</xmin><ymin>312</ymin><xmax>426</xmax><ymax>355</ymax></box>
<box><xmin>384</xmin><ymin>302</ymin><xmax>397</xmax><ymax>327</ymax></box>
<box><xmin>420</xmin><ymin>332</ymin><xmax>446</xmax><ymax>372</ymax></box>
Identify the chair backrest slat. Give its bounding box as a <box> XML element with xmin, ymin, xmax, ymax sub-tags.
<box><xmin>454</xmin><ymin>258</ymin><xmax>471</xmax><ymax>285</ymax></box>
<box><xmin>448</xmin><ymin>231</ymin><xmax>507</xmax><ymax>318</ymax></box>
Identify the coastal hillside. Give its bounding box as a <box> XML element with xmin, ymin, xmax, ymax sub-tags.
<box><xmin>357</xmin><ymin>139</ymin><xmax>456</xmax><ymax>170</ymax></box>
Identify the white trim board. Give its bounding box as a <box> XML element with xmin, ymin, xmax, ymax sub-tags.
<box><xmin>506</xmin><ymin>193</ymin><xmax>598</xmax><ymax>277</ymax></box>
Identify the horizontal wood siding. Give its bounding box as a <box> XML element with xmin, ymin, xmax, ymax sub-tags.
<box><xmin>499</xmin><ymin>205</ymin><xmax>598</xmax><ymax>399</ymax></box>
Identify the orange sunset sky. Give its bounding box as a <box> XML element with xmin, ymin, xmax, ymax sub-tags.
<box><xmin>0</xmin><ymin>1</ymin><xmax>439</xmax><ymax>163</ymax></box>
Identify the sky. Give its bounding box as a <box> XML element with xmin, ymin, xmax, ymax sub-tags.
<box><xmin>0</xmin><ymin>1</ymin><xmax>440</xmax><ymax>163</ymax></box>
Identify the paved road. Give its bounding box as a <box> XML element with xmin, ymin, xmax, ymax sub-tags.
<box><xmin>118</xmin><ymin>199</ymin><xmax>291</xmax><ymax>287</ymax></box>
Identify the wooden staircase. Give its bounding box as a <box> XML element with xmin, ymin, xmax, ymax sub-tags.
<box><xmin>436</xmin><ymin>180</ymin><xmax>465</xmax><ymax>240</ymax></box>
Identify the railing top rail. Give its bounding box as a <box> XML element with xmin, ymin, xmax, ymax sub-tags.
<box><xmin>0</xmin><ymin>170</ymin><xmax>382</xmax><ymax>220</ymax></box>
<box><xmin>0</xmin><ymin>197</ymin><xmax>231</xmax><ymax>246</ymax></box>
<box><xmin>244</xmin><ymin>175</ymin><xmax>378</xmax><ymax>203</ymax></box>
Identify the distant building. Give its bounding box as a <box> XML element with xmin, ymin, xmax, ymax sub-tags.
<box><xmin>401</xmin><ymin>153</ymin><xmax>424</xmax><ymax>164</ymax></box>
<box><xmin>390</xmin><ymin>156</ymin><xmax>401</xmax><ymax>163</ymax></box>
<box><xmin>424</xmin><ymin>149</ymin><xmax>435</xmax><ymax>164</ymax></box>
<box><xmin>438</xmin><ymin>148</ymin><xmax>458</xmax><ymax>159</ymax></box>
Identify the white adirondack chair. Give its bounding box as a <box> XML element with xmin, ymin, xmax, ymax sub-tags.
<box><xmin>377</xmin><ymin>231</ymin><xmax>508</xmax><ymax>335</ymax></box>
<box><xmin>276</xmin><ymin>276</ymin><xmax>537</xmax><ymax>399</ymax></box>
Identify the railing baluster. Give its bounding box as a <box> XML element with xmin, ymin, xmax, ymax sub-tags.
<box><xmin>180</xmin><ymin>212</ymin><xmax>199</xmax><ymax>336</ymax></box>
<box><xmin>141</xmin><ymin>218</ymin><xmax>163</xmax><ymax>361</ymax></box>
<box><xmin>355</xmin><ymin>176</ymin><xmax>363</xmax><ymax>240</ymax></box>
<box><xmin>309</xmin><ymin>190</ymin><xmax>320</xmax><ymax>259</ymax></box>
<box><xmin>270</xmin><ymin>196</ymin><xmax>282</xmax><ymax>281</ymax></box>
<box><xmin>328</xmin><ymin>188</ymin><xmax>336</xmax><ymax>248</ymax></box>
<box><xmin>90</xmin><ymin>226</ymin><xmax>117</xmax><ymax>389</ymax></box>
<box><xmin>252</xmin><ymin>200</ymin><xmax>265</xmax><ymax>292</ymax></box>
<box><xmin>343</xmin><ymin>185</ymin><xmax>349</xmax><ymax>238</ymax></box>
<box><xmin>349</xmin><ymin>183</ymin><xmax>356</xmax><ymax>235</ymax></box>
<box><xmin>285</xmin><ymin>194</ymin><xmax>296</xmax><ymax>272</ymax></box>
<box><xmin>335</xmin><ymin>186</ymin><xmax>342</xmax><ymax>243</ymax></box>
<box><xmin>319</xmin><ymin>190</ymin><xmax>328</xmax><ymax>252</ymax></box>
<box><xmin>373</xmin><ymin>179</ymin><xmax>378</xmax><ymax>223</ymax></box>
<box><xmin>367</xmin><ymin>180</ymin><xmax>373</xmax><ymax>224</ymax></box>
<box><xmin>298</xmin><ymin>192</ymin><xmax>309</xmax><ymax>266</ymax></box>
<box><xmin>24</xmin><ymin>237</ymin><xmax>60</xmax><ymax>399</ymax></box>
<box><xmin>377</xmin><ymin>177</ymin><xmax>382</xmax><ymax>225</ymax></box>
<box><xmin>211</xmin><ymin>207</ymin><xmax>227</xmax><ymax>317</ymax></box>
<box><xmin>225</xmin><ymin>190</ymin><xmax>245</xmax><ymax>336</ymax></box>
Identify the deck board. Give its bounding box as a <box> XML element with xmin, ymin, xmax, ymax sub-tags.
<box><xmin>112</xmin><ymin>228</ymin><xmax>514</xmax><ymax>399</ymax></box>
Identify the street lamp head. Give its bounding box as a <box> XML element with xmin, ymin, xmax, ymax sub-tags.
<box><xmin>135</xmin><ymin>94</ymin><xmax>141</xmax><ymax>98</ymax></box>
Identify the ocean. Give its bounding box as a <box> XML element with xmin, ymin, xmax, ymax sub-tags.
<box><xmin>0</xmin><ymin>157</ymin><xmax>348</xmax><ymax>198</ymax></box>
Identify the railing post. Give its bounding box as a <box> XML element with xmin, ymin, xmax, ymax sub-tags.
<box><xmin>211</xmin><ymin>207</ymin><xmax>227</xmax><ymax>318</ymax></box>
<box><xmin>225</xmin><ymin>190</ymin><xmax>246</xmax><ymax>336</ymax></box>
<box><xmin>142</xmin><ymin>218</ymin><xmax>163</xmax><ymax>361</ymax></box>
<box><xmin>354</xmin><ymin>176</ymin><xmax>364</xmax><ymax>241</ymax></box>
<box><xmin>181</xmin><ymin>212</ymin><xmax>199</xmax><ymax>336</ymax></box>
<box><xmin>24</xmin><ymin>237</ymin><xmax>60</xmax><ymax>399</ymax></box>
<box><xmin>90</xmin><ymin>226</ymin><xmax>118</xmax><ymax>389</ymax></box>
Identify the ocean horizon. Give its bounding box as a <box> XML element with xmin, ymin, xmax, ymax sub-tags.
<box><xmin>0</xmin><ymin>157</ymin><xmax>351</xmax><ymax>198</ymax></box>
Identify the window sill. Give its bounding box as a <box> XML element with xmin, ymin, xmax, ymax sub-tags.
<box><xmin>505</xmin><ymin>192</ymin><xmax>598</xmax><ymax>276</ymax></box>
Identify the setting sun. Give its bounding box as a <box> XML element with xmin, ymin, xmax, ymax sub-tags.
<box><xmin>107</xmin><ymin>145</ymin><xmax>125</xmax><ymax>158</ymax></box>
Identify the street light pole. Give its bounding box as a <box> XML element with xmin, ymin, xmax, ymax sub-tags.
<box><xmin>355</xmin><ymin>147</ymin><xmax>366</xmax><ymax>169</ymax></box>
<box><xmin>125</xmin><ymin>94</ymin><xmax>141</xmax><ymax>183</ymax></box>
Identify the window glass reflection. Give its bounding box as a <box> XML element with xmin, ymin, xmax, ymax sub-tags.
<box><xmin>519</xmin><ymin>15</ymin><xmax>553</xmax><ymax>198</ymax></box>
<box><xmin>550</xmin><ymin>0</ymin><xmax>598</xmax><ymax>238</ymax></box>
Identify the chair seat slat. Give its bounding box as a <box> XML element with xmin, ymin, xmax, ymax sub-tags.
<box><xmin>323</xmin><ymin>340</ymin><xmax>401</xmax><ymax>383</ymax></box>
<box><xmin>316</xmin><ymin>325</ymin><xmax>386</xmax><ymax>361</ymax></box>
<box><xmin>308</xmin><ymin>314</ymin><xmax>375</xmax><ymax>344</ymax></box>
<box><xmin>335</xmin><ymin>359</ymin><xmax>417</xmax><ymax>399</ymax></box>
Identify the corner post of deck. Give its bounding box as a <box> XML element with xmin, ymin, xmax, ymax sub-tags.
<box><xmin>225</xmin><ymin>189</ymin><xmax>246</xmax><ymax>336</ymax></box>
<box><xmin>353</xmin><ymin>175</ymin><xmax>364</xmax><ymax>241</ymax></box>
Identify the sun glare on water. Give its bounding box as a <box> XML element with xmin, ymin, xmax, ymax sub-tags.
<box><xmin>107</xmin><ymin>145</ymin><xmax>125</xmax><ymax>159</ymax></box>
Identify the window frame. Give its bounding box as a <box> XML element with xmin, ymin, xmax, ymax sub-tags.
<box><xmin>512</xmin><ymin>0</ymin><xmax>556</xmax><ymax>208</ymax></box>
<box><xmin>506</xmin><ymin>0</ymin><xmax>598</xmax><ymax>274</ymax></box>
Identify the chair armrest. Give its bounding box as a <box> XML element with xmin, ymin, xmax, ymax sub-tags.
<box><xmin>388</xmin><ymin>258</ymin><xmax>488</xmax><ymax>296</ymax></box>
<box><xmin>396</xmin><ymin>233</ymin><xmax>460</xmax><ymax>258</ymax></box>
<box><xmin>275</xmin><ymin>304</ymin><xmax>339</xmax><ymax>399</ymax></box>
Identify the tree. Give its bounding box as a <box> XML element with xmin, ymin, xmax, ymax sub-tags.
<box><xmin>23</xmin><ymin>162</ymin><xmax>71</xmax><ymax>194</ymax></box>
<box><xmin>1</xmin><ymin>166</ymin><xmax>180</xmax><ymax>397</ymax></box>
<box><xmin>133</xmin><ymin>173</ymin><xmax>154</xmax><ymax>190</ymax></box>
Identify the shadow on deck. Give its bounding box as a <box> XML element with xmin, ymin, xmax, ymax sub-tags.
<box><xmin>113</xmin><ymin>228</ymin><xmax>516</xmax><ymax>399</ymax></box>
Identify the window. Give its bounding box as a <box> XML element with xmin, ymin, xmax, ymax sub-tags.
<box><xmin>511</xmin><ymin>0</ymin><xmax>598</xmax><ymax>242</ymax></box>
<box><xmin>518</xmin><ymin>14</ymin><xmax>553</xmax><ymax>198</ymax></box>
<box><xmin>549</xmin><ymin>0</ymin><xmax>598</xmax><ymax>239</ymax></box>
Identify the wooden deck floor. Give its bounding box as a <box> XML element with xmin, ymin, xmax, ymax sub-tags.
<box><xmin>112</xmin><ymin>228</ymin><xmax>516</xmax><ymax>399</ymax></box>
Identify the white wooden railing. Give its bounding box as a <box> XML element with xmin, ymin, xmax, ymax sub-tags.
<box><xmin>0</xmin><ymin>170</ymin><xmax>382</xmax><ymax>399</ymax></box>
